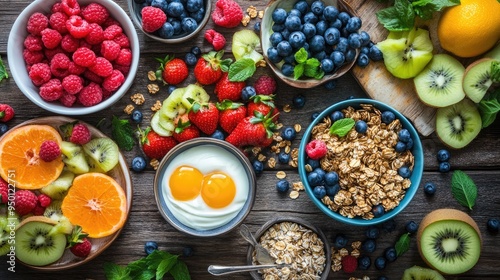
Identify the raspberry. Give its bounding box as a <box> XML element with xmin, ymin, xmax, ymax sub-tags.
<box><xmin>70</xmin><ymin>238</ymin><xmax>92</xmax><ymax>258</ymax></box>
<box><xmin>204</xmin><ymin>29</ymin><xmax>226</xmax><ymax>51</ymax></box>
<box><xmin>52</xmin><ymin>2</ymin><xmax>63</xmax><ymax>13</ymax></box>
<box><xmin>24</xmin><ymin>35</ymin><xmax>43</xmax><ymax>52</ymax></box>
<box><xmin>44</xmin><ymin>46</ymin><xmax>65</xmax><ymax>61</ymax></box>
<box><xmin>41</xmin><ymin>28</ymin><xmax>62</xmax><ymax>49</ymax></box>
<box><xmin>79</xmin><ymin>40</ymin><xmax>92</xmax><ymax>49</ymax></box>
<box><xmin>102</xmin><ymin>88</ymin><xmax>113</xmax><ymax>99</ymax></box>
<box><xmin>50</xmin><ymin>53</ymin><xmax>71</xmax><ymax>78</ymax></box>
<box><xmin>141</xmin><ymin>6</ymin><xmax>166</xmax><ymax>33</ymax></box>
<box><xmin>68</xmin><ymin>61</ymin><xmax>86</xmax><ymax>75</ymax></box>
<box><xmin>70</xmin><ymin>123</ymin><xmax>92</xmax><ymax>145</ymax></box>
<box><xmin>0</xmin><ymin>104</ymin><xmax>15</xmax><ymax>123</ymax></box>
<box><xmin>29</xmin><ymin>63</ymin><xmax>52</xmax><ymax>86</ymax></box>
<box><xmin>27</xmin><ymin>12</ymin><xmax>49</xmax><ymax>36</ymax></box>
<box><xmin>85</xmin><ymin>23</ymin><xmax>104</xmax><ymax>45</ymax></box>
<box><xmin>89</xmin><ymin>57</ymin><xmax>113</xmax><ymax>77</ymax></box>
<box><xmin>62</xmin><ymin>74</ymin><xmax>84</xmax><ymax>95</ymax></box>
<box><xmin>102</xmin><ymin>70</ymin><xmax>125</xmax><ymax>92</ymax></box>
<box><xmin>61</xmin><ymin>0</ymin><xmax>81</xmax><ymax>16</ymax></box>
<box><xmin>78</xmin><ymin>82</ymin><xmax>103</xmax><ymax>106</ymax></box>
<box><xmin>341</xmin><ymin>255</ymin><xmax>358</xmax><ymax>273</ymax></box>
<box><xmin>113</xmin><ymin>34</ymin><xmax>130</xmax><ymax>48</ymax></box>
<box><xmin>39</xmin><ymin>79</ymin><xmax>64</xmax><ymax>101</ymax></box>
<box><xmin>101</xmin><ymin>40</ymin><xmax>120</xmax><ymax>61</ymax></box>
<box><xmin>103</xmin><ymin>24</ymin><xmax>123</xmax><ymax>40</ymax></box>
<box><xmin>49</xmin><ymin>12</ymin><xmax>69</xmax><ymax>34</ymax></box>
<box><xmin>83</xmin><ymin>70</ymin><xmax>103</xmax><ymax>84</ymax></box>
<box><xmin>103</xmin><ymin>17</ymin><xmax>120</xmax><ymax>28</ymax></box>
<box><xmin>72</xmin><ymin>47</ymin><xmax>96</xmax><ymax>67</ymax></box>
<box><xmin>305</xmin><ymin>139</ymin><xmax>327</xmax><ymax>160</ymax></box>
<box><xmin>14</xmin><ymin>190</ymin><xmax>38</xmax><ymax>216</ymax></box>
<box><xmin>39</xmin><ymin>140</ymin><xmax>61</xmax><ymax>162</ymax></box>
<box><xmin>66</xmin><ymin>15</ymin><xmax>90</xmax><ymax>39</ymax></box>
<box><xmin>113</xmin><ymin>64</ymin><xmax>130</xmax><ymax>76</ymax></box>
<box><xmin>60</xmin><ymin>92</ymin><xmax>77</xmax><ymax>107</ymax></box>
<box><xmin>212</xmin><ymin>0</ymin><xmax>244</xmax><ymax>28</ymax></box>
<box><xmin>82</xmin><ymin>3</ymin><xmax>109</xmax><ymax>25</ymax></box>
<box><xmin>115</xmin><ymin>48</ymin><xmax>132</xmax><ymax>66</ymax></box>
<box><xmin>23</xmin><ymin>49</ymin><xmax>44</xmax><ymax>65</ymax></box>
<box><xmin>254</xmin><ymin>75</ymin><xmax>277</xmax><ymax>95</ymax></box>
<box><xmin>0</xmin><ymin>178</ymin><xmax>8</xmax><ymax>204</ymax></box>
<box><xmin>60</xmin><ymin>34</ymin><xmax>80</xmax><ymax>52</ymax></box>
<box><xmin>32</xmin><ymin>204</ymin><xmax>46</xmax><ymax>216</ymax></box>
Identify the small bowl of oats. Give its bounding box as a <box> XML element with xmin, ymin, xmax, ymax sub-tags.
<box><xmin>246</xmin><ymin>216</ymin><xmax>331</xmax><ymax>279</ymax></box>
<box><xmin>298</xmin><ymin>99</ymin><xmax>423</xmax><ymax>226</ymax></box>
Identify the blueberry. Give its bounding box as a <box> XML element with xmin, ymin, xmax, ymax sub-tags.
<box><xmin>372</xmin><ymin>205</ymin><xmax>385</xmax><ymax>218</ymax></box>
<box><xmin>182</xmin><ymin>246</ymin><xmax>194</xmax><ymax>257</ymax></box>
<box><xmin>323</xmin><ymin>6</ymin><xmax>339</xmax><ymax>21</ymax></box>
<box><xmin>324</xmin><ymin>80</ymin><xmax>337</xmax><ymax>90</ymax></box>
<box><xmin>358</xmin><ymin>255</ymin><xmax>371</xmax><ymax>270</ymax></box>
<box><xmin>398</xmin><ymin>128</ymin><xmax>411</xmax><ymax>142</ymax></box>
<box><xmin>438</xmin><ymin>161</ymin><xmax>451</xmax><ymax>173</ymax></box>
<box><xmin>289</xmin><ymin>31</ymin><xmax>306</xmax><ymax>49</ymax></box>
<box><xmin>423</xmin><ymin>182</ymin><xmax>437</xmax><ymax>196</ymax></box>
<box><xmin>167</xmin><ymin>85</ymin><xmax>177</xmax><ymax>94</ymax></box>
<box><xmin>283</xmin><ymin>54</ymin><xmax>296</xmax><ymax>64</ymax></box>
<box><xmin>252</xmin><ymin>160</ymin><xmax>264</xmax><ymax>174</ymax></box>
<box><xmin>311</xmin><ymin>0</ymin><xmax>325</xmax><ymax>15</ymax></box>
<box><xmin>184</xmin><ymin>52</ymin><xmax>197</xmax><ymax>66</ymax></box>
<box><xmin>381</xmin><ymin>111</ymin><xmax>395</xmax><ymax>124</ymax></box>
<box><xmin>301</xmin><ymin>23</ymin><xmax>317</xmax><ymax>39</ymax></box>
<box><xmin>382</xmin><ymin>219</ymin><xmax>396</xmax><ymax>232</ymax></box>
<box><xmin>303</xmin><ymin>12</ymin><xmax>318</xmax><ymax>24</ymax></box>
<box><xmin>267</xmin><ymin>47</ymin><xmax>282</xmax><ymax>64</ymax></box>
<box><xmin>272</xmin><ymin>23</ymin><xmax>285</xmax><ymax>33</ymax></box>
<box><xmin>321</xmin><ymin>58</ymin><xmax>334</xmax><ymax>73</ymax></box>
<box><xmin>168</xmin><ymin>19</ymin><xmax>182</xmax><ymax>34</ymax></box>
<box><xmin>315</xmin><ymin>20</ymin><xmax>328</xmax><ymax>36</ymax></box>
<box><xmin>374</xmin><ymin>256</ymin><xmax>387</xmax><ymax>270</ymax></box>
<box><xmin>158</xmin><ymin>22</ymin><xmax>174</xmax><ymax>38</ymax></box>
<box><xmin>324</xmin><ymin>27</ymin><xmax>340</xmax><ymax>46</ymax></box>
<box><xmin>356</xmin><ymin>53</ymin><xmax>370</xmax><ymax>67</ymax></box>
<box><xmin>281</xmin><ymin>126</ymin><xmax>297</xmax><ymax>141</ymax></box>
<box><xmin>288</xmin><ymin>9</ymin><xmax>302</xmax><ymax>18</ymax></box>
<box><xmin>359</xmin><ymin>31</ymin><xmax>371</xmax><ymax>46</ymax></box>
<box><xmin>314</xmin><ymin>51</ymin><xmax>327</xmax><ymax>61</ymax></box>
<box><xmin>190</xmin><ymin>46</ymin><xmax>201</xmax><ymax>57</ymax></box>
<box><xmin>365</xmin><ymin>226</ymin><xmax>380</xmax><ymax>239</ymax></box>
<box><xmin>281</xmin><ymin>63</ymin><xmax>294</xmax><ymax>76</ymax></box>
<box><xmin>131</xmin><ymin>156</ymin><xmax>147</xmax><ymax>172</ymax></box>
<box><xmin>355</xmin><ymin>120</ymin><xmax>368</xmax><ymax>133</ymax></box>
<box><xmin>330</xmin><ymin>111</ymin><xmax>344</xmax><ymax>122</ymax></box>
<box><xmin>186</xmin><ymin>0</ymin><xmax>202</xmax><ymax>12</ymax></box>
<box><xmin>338</xmin><ymin>11</ymin><xmax>350</xmax><ymax>25</ymax></box>
<box><xmin>347</xmin><ymin>33</ymin><xmax>361</xmax><ymax>48</ymax></box>
<box><xmin>272</xmin><ymin>8</ymin><xmax>287</xmax><ymax>24</ymax></box>
<box><xmin>333</xmin><ymin>234</ymin><xmax>348</xmax><ymax>248</ymax></box>
<box><xmin>437</xmin><ymin>149</ymin><xmax>451</xmax><ymax>162</ymax></box>
<box><xmin>398</xmin><ymin>166</ymin><xmax>411</xmax><ymax>178</ymax></box>
<box><xmin>324</xmin><ymin>171</ymin><xmax>339</xmax><ymax>186</ymax></box>
<box><xmin>361</xmin><ymin>238</ymin><xmax>376</xmax><ymax>253</ymax></box>
<box><xmin>131</xmin><ymin>109</ymin><xmax>143</xmax><ymax>123</ymax></box>
<box><xmin>345</xmin><ymin>48</ymin><xmax>357</xmax><ymax>62</ymax></box>
<box><xmin>280</xmin><ymin>29</ymin><xmax>291</xmax><ymax>41</ymax></box>
<box><xmin>0</xmin><ymin>124</ymin><xmax>8</xmax><ymax>136</ymax></box>
<box><xmin>278</xmin><ymin>151</ymin><xmax>291</xmax><ymax>164</ymax></box>
<box><xmin>167</xmin><ymin>2</ymin><xmax>184</xmax><ymax>17</ymax></box>
<box><xmin>241</xmin><ymin>86</ymin><xmax>256</xmax><ymax>101</ymax></box>
<box><xmin>270</xmin><ymin>32</ymin><xmax>283</xmax><ymax>48</ymax></box>
<box><xmin>369</xmin><ymin>45</ymin><xmax>384</xmax><ymax>61</ymax></box>
<box><xmin>325</xmin><ymin>184</ymin><xmax>340</xmax><ymax>196</ymax></box>
<box><xmin>394</xmin><ymin>141</ymin><xmax>406</xmax><ymax>153</ymax></box>
<box><xmin>309</xmin><ymin>35</ymin><xmax>325</xmax><ymax>53</ymax></box>
<box><xmin>144</xmin><ymin>241</ymin><xmax>158</xmax><ymax>255</ymax></box>
<box><xmin>307</xmin><ymin>171</ymin><xmax>322</xmax><ymax>186</ymax></box>
<box><xmin>405</xmin><ymin>221</ymin><xmax>418</xmax><ymax>234</ymax></box>
<box><xmin>285</xmin><ymin>15</ymin><xmax>302</xmax><ymax>31</ymax></box>
<box><xmin>405</xmin><ymin>137</ymin><xmax>414</xmax><ymax>150</ymax></box>
<box><xmin>181</xmin><ymin>17</ymin><xmax>198</xmax><ymax>33</ymax></box>
<box><xmin>254</xmin><ymin>22</ymin><xmax>261</xmax><ymax>32</ymax></box>
<box><xmin>307</xmin><ymin>159</ymin><xmax>320</xmax><ymax>170</ymax></box>
<box><xmin>377</xmin><ymin>277</ymin><xmax>389</xmax><ymax>280</ymax></box>
<box><xmin>384</xmin><ymin>247</ymin><xmax>397</xmax><ymax>262</ymax></box>
<box><xmin>311</xmin><ymin>112</ymin><xmax>320</xmax><ymax>121</ymax></box>
<box><xmin>276</xmin><ymin>179</ymin><xmax>290</xmax><ymax>193</ymax></box>
<box><xmin>189</xmin><ymin>8</ymin><xmax>205</xmax><ymax>23</ymax></box>
<box><xmin>330</xmin><ymin>18</ymin><xmax>342</xmax><ymax>29</ymax></box>
<box><xmin>313</xmin><ymin>185</ymin><xmax>326</xmax><ymax>199</ymax></box>
<box><xmin>210</xmin><ymin>129</ymin><xmax>225</xmax><ymax>140</ymax></box>
<box><xmin>293</xmin><ymin>94</ymin><xmax>306</xmax><ymax>109</ymax></box>
<box><xmin>487</xmin><ymin>218</ymin><xmax>499</xmax><ymax>233</ymax></box>
<box><xmin>294</xmin><ymin>0</ymin><xmax>309</xmax><ymax>14</ymax></box>
<box><xmin>360</xmin><ymin>46</ymin><xmax>370</xmax><ymax>55</ymax></box>
<box><xmin>277</xmin><ymin>41</ymin><xmax>293</xmax><ymax>57</ymax></box>
<box><xmin>335</xmin><ymin>37</ymin><xmax>349</xmax><ymax>53</ymax></box>
<box><xmin>151</xmin><ymin>0</ymin><xmax>168</xmax><ymax>12</ymax></box>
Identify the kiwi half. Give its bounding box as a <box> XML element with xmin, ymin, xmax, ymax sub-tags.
<box><xmin>414</xmin><ymin>54</ymin><xmax>465</xmax><ymax>107</ymax></box>
<box><xmin>417</xmin><ymin>209</ymin><xmax>482</xmax><ymax>275</ymax></box>
<box><xmin>83</xmin><ymin>138</ymin><xmax>119</xmax><ymax>173</ymax></box>
<box><xmin>463</xmin><ymin>58</ymin><xmax>497</xmax><ymax>103</ymax></box>
<box><xmin>435</xmin><ymin>98</ymin><xmax>481</xmax><ymax>149</ymax></box>
<box><xmin>402</xmin><ymin>265</ymin><xmax>445</xmax><ymax>280</ymax></box>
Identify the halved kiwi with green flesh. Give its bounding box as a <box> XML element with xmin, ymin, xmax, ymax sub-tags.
<box><xmin>414</xmin><ymin>54</ymin><xmax>465</xmax><ymax>107</ymax></box>
<box><xmin>435</xmin><ymin>98</ymin><xmax>481</xmax><ymax>149</ymax></box>
<box><xmin>83</xmin><ymin>138</ymin><xmax>119</xmax><ymax>173</ymax></box>
<box><xmin>463</xmin><ymin>58</ymin><xmax>497</xmax><ymax>103</ymax></box>
<box><xmin>402</xmin><ymin>265</ymin><xmax>445</xmax><ymax>280</ymax></box>
<box><xmin>44</xmin><ymin>200</ymin><xmax>64</xmax><ymax>222</ymax></box>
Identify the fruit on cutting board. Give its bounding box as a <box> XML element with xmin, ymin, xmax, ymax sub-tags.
<box><xmin>414</xmin><ymin>54</ymin><xmax>465</xmax><ymax>107</ymax></box>
<box><xmin>376</xmin><ymin>28</ymin><xmax>433</xmax><ymax>79</ymax></box>
<box><xmin>435</xmin><ymin>99</ymin><xmax>481</xmax><ymax>149</ymax></box>
<box><xmin>232</xmin><ymin>29</ymin><xmax>263</xmax><ymax>63</ymax></box>
<box><xmin>463</xmin><ymin>58</ymin><xmax>499</xmax><ymax>103</ymax></box>
<box><xmin>402</xmin><ymin>266</ymin><xmax>445</xmax><ymax>280</ymax></box>
<box><xmin>437</xmin><ymin>0</ymin><xmax>500</xmax><ymax>58</ymax></box>
<box><xmin>417</xmin><ymin>209</ymin><xmax>482</xmax><ymax>275</ymax></box>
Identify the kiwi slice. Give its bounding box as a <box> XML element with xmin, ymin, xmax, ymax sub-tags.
<box><xmin>40</xmin><ymin>170</ymin><xmax>75</xmax><ymax>199</ymax></box>
<box><xmin>414</xmin><ymin>54</ymin><xmax>466</xmax><ymax>107</ymax></box>
<box><xmin>44</xmin><ymin>200</ymin><xmax>64</xmax><ymax>222</ymax></box>
<box><xmin>0</xmin><ymin>212</ymin><xmax>19</xmax><ymax>256</ymax></box>
<box><xmin>435</xmin><ymin>98</ymin><xmax>481</xmax><ymax>149</ymax></box>
<box><xmin>15</xmin><ymin>216</ymin><xmax>67</xmax><ymax>266</ymax></box>
<box><xmin>463</xmin><ymin>58</ymin><xmax>498</xmax><ymax>103</ymax></box>
<box><xmin>417</xmin><ymin>209</ymin><xmax>482</xmax><ymax>275</ymax></box>
<box><xmin>61</xmin><ymin>141</ymin><xmax>89</xmax><ymax>174</ymax></box>
<box><xmin>150</xmin><ymin>111</ymin><xmax>174</xmax><ymax>137</ymax></box>
<box><xmin>83</xmin><ymin>138</ymin><xmax>119</xmax><ymax>173</ymax></box>
<box><xmin>402</xmin><ymin>266</ymin><xmax>445</xmax><ymax>280</ymax></box>
<box><xmin>181</xmin><ymin>84</ymin><xmax>210</xmax><ymax>109</ymax></box>
<box><xmin>160</xmin><ymin>87</ymin><xmax>187</xmax><ymax>119</ymax></box>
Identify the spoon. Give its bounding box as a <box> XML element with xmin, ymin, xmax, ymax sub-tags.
<box><xmin>207</xmin><ymin>264</ymin><xmax>279</xmax><ymax>276</ymax></box>
<box><xmin>239</xmin><ymin>224</ymin><xmax>275</xmax><ymax>265</ymax></box>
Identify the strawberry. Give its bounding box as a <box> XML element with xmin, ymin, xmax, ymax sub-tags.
<box><xmin>156</xmin><ymin>55</ymin><xmax>188</xmax><ymax>85</ymax></box>
<box><xmin>140</xmin><ymin>127</ymin><xmax>178</xmax><ymax>159</ymax></box>
<box><xmin>173</xmin><ymin>119</ymin><xmax>200</xmax><ymax>143</ymax></box>
<box><xmin>188</xmin><ymin>102</ymin><xmax>219</xmax><ymax>135</ymax></box>
<box><xmin>247</xmin><ymin>95</ymin><xmax>279</xmax><ymax>122</ymax></box>
<box><xmin>226</xmin><ymin>113</ymin><xmax>275</xmax><ymax>148</ymax></box>
<box><xmin>217</xmin><ymin>100</ymin><xmax>247</xmax><ymax>134</ymax></box>
<box><xmin>193</xmin><ymin>50</ymin><xmax>232</xmax><ymax>85</ymax></box>
<box><xmin>68</xmin><ymin>225</ymin><xmax>91</xmax><ymax>258</ymax></box>
<box><xmin>214</xmin><ymin>72</ymin><xmax>246</xmax><ymax>101</ymax></box>
<box><xmin>0</xmin><ymin>104</ymin><xmax>15</xmax><ymax>122</ymax></box>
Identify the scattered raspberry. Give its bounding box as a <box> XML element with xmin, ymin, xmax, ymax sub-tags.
<box><xmin>113</xmin><ymin>33</ymin><xmax>130</xmax><ymax>48</ymax></box>
<box><xmin>70</xmin><ymin>238</ymin><xmax>92</xmax><ymax>258</ymax></box>
<box><xmin>32</xmin><ymin>204</ymin><xmax>46</xmax><ymax>216</ymax></box>
<box><xmin>82</xmin><ymin>3</ymin><xmax>109</xmax><ymax>25</ymax></box>
<box><xmin>61</xmin><ymin>0</ymin><xmax>81</xmax><ymax>16</ymax></box>
<box><xmin>68</xmin><ymin>61</ymin><xmax>86</xmax><ymax>75</ymax></box>
<box><xmin>24</xmin><ymin>35</ymin><xmax>43</xmax><ymax>52</ymax></box>
<box><xmin>204</xmin><ymin>29</ymin><xmax>226</xmax><ymax>51</ymax></box>
<box><xmin>39</xmin><ymin>79</ymin><xmax>64</xmax><ymax>101</ymax></box>
<box><xmin>0</xmin><ymin>104</ymin><xmax>14</xmax><ymax>123</ymax></box>
<box><xmin>101</xmin><ymin>40</ymin><xmax>120</xmax><ymax>61</ymax></box>
<box><xmin>115</xmin><ymin>48</ymin><xmax>132</xmax><ymax>66</ymax></box>
<box><xmin>29</xmin><ymin>63</ymin><xmax>52</xmax><ymax>86</ymax></box>
<box><xmin>49</xmin><ymin>12</ymin><xmax>69</xmax><ymax>34</ymax></box>
<box><xmin>44</xmin><ymin>46</ymin><xmax>65</xmax><ymax>61</ymax></box>
<box><xmin>85</xmin><ymin>23</ymin><xmax>104</xmax><ymax>45</ymax></box>
<box><xmin>102</xmin><ymin>70</ymin><xmax>125</xmax><ymax>92</ymax></box>
<box><xmin>41</xmin><ymin>28</ymin><xmax>62</xmax><ymax>49</ymax></box>
<box><xmin>37</xmin><ymin>194</ymin><xmax>52</xmax><ymax>208</ymax></box>
<box><xmin>254</xmin><ymin>75</ymin><xmax>277</xmax><ymax>95</ymax></box>
<box><xmin>0</xmin><ymin>178</ymin><xmax>8</xmax><ymax>204</ymax></box>
<box><xmin>78</xmin><ymin>82</ymin><xmax>103</xmax><ymax>107</ymax></box>
<box><xmin>341</xmin><ymin>255</ymin><xmax>358</xmax><ymax>273</ymax></box>
<box><xmin>141</xmin><ymin>6</ymin><xmax>166</xmax><ymax>33</ymax></box>
<box><xmin>83</xmin><ymin>69</ymin><xmax>103</xmax><ymax>84</ymax></box>
<box><xmin>212</xmin><ymin>0</ymin><xmax>244</xmax><ymax>28</ymax></box>
<box><xmin>50</xmin><ymin>53</ymin><xmax>71</xmax><ymax>78</ymax></box>
<box><xmin>60</xmin><ymin>92</ymin><xmax>77</xmax><ymax>107</ymax></box>
<box><xmin>72</xmin><ymin>47</ymin><xmax>96</xmax><ymax>67</ymax></box>
<box><xmin>89</xmin><ymin>57</ymin><xmax>113</xmax><ymax>77</ymax></box>
<box><xmin>62</xmin><ymin>74</ymin><xmax>84</xmax><ymax>95</ymax></box>
<box><xmin>14</xmin><ymin>190</ymin><xmax>38</xmax><ymax>216</ymax></box>
<box><xmin>305</xmin><ymin>139</ymin><xmax>327</xmax><ymax>160</ymax></box>
<box><xmin>66</xmin><ymin>15</ymin><xmax>90</xmax><ymax>39</ymax></box>
<box><xmin>103</xmin><ymin>24</ymin><xmax>123</xmax><ymax>40</ymax></box>
<box><xmin>61</xmin><ymin>34</ymin><xmax>80</xmax><ymax>52</ymax></box>
<box><xmin>39</xmin><ymin>140</ymin><xmax>62</xmax><ymax>162</ymax></box>
<box><xmin>23</xmin><ymin>49</ymin><xmax>44</xmax><ymax>65</ymax></box>
<box><xmin>27</xmin><ymin>12</ymin><xmax>49</xmax><ymax>36</ymax></box>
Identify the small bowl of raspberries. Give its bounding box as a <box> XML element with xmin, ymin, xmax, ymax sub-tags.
<box><xmin>128</xmin><ymin>0</ymin><xmax>211</xmax><ymax>43</ymax></box>
<box><xmin>7</xmin><ymin>0</ymin><xmax>139</xmax><ymax>115</ymax></box>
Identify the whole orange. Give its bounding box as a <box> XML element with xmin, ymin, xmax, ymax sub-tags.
<box><xmin>437</xmin><ymin>0</ymin><xmax>500</xmax><ymax>58</ymax></box>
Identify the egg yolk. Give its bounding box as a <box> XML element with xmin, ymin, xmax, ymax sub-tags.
<box><xmin>169</xmin><ymin>165</ymin><xmax>203</xmax><ymax>201</ymax></box>
<box><xmin>201</xmin><ymin>172</ymin><xmax>236</xmax><ymax>209</ymax></box>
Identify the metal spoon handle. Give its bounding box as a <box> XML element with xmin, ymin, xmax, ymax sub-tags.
<box><xmin>239</xmin><ymin>224</ymin><xmax>258</xmax><ymax>246</ymax></box>
<box><xmin>207</xmin><ymin>264</ymin><xmax>277</xmax><ymax>276</ymax></box>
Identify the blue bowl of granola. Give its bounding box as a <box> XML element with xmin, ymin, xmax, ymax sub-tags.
<box><xmin>298</xmin><ymin>99</ymin><xmax>423</xmax><ymax>226</ymax></box>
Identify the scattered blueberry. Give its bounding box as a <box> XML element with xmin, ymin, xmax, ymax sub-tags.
<box><xmin>384</xmin><ymin>247</ymin><xmax>397</xmax><ymax>262</ymax></box>
<box><xmin>0</xmin><ymin>124</ymin><xmax>8</xmax><ymax>136</ymax></box>
<box><xmin>167</xmin><ymin>85</ymin><xmax>177</xmax><ymax>94</ymax></box>
<box><xmin>278</xmin><ymin>151</ymin><xmax>291</xmax><ymax>164</ymax></box>
<box><xmin>276</xmin><ymin>179</ymin><xmax>290</xmax><ymax>193</ymax></box>
<box><xmin>307</xmin><ymin>171</ymin><xmax>322</xmax><ymax>186</ymax></box>
<box><xmin>131</xmin><ymin>156</ymin><xmax>147</xmax><ymax>172</ymax></box>
<box><xmin>487</xmin><ymin>218</ymin><xmax>499</xmax><ymax>233</ymax></box>
<box><xmin>372</xmin><ymin>205</ymin><xmax>385</xmax><ymax>218</ymax></box>
<box><xmin>210</xmin><ymin>130</ymin><xmax>225</xmax><ymax>140</ymax></box>
<box><xmin>381</xmin><ymin>111</ymin><xmax>395</xmax><ymax>124</ymax></box>
<box><xmin>358</xmin><ymin>255</ymin><xmax>371</xmax><ymax>270</ymax></box>
<box><xmin>382</xmin><ymin>219</ymin><xmax>396</xmax><ymax>232</ymax></box>
<box><xmin>355</xmin><ymin>120</ymin><xmax>368</xmax><ymax>133</ymax></box>
<box><xmin>182</xmin><ymin>246</ymin><xmax>194</xmax><ymax>257</ymax></box>
<box><xmin>325</xmin><ymin>184</ymin><xmax>340</xmax><ymax>196</ymax></box>
<box><xmin>324</xmin><ymin>171</ymin><xmax>339</xmax><ymax>186</ymax></box>
<box><xmin>293</xmin><ymin>94</ymin><xmax>306</xmax><ymax>109</ymax></box>
<box><xmin>307</xmin><ymin>159</ymin><xmax>320</xmax><ymax>170</ymax></box>
<box><xmin>281</xmin><ymin>126</ymin><xmax>297</xmax><ymax>141</ymax></box>
<box><xmin>398</xmin><ymin>129</ymin><xmax>411</xmax><ymax>143</ymax></box>
<box><xmin>405</xmin><ymin>221</ymin><xmax>418</xmax><ymax>234</ymax></box>
<box><xmin>438</xmin><ymin>161</ymin><xmax>451</xmax><ymax>173</ymax></box>
<box><xmin>313</xmin><ymin>185</ymin><xmax>326</xmax><ymax>199</ymax></box>
<box><xmin>394</xmin><ymin>141</ymin><xmax>406</xmax><ymax>153</ymax></box>
<box><xmin>423</xmin><ymin>182</ymin><xmax>437</xmax><ymax>196</ymax></box>
<box><xmin>437</xmin><ymin>149</ymin><xmax>451</xmax><ymax>162</ymax></box>
<box><xmin>361</xmin><ymin>238</ymin><xmax>376</xmax><ymax>253</ymax></box>
<box><xmin>369</xmin><ymin>45</ymin><xmax>384</xmax><ymax>61</ymax></box>
<box><xmin>360</xmin><ymin>46</ymin><xmax>370</xmax><ymax>55</ymax></box>
<box><xmin>359</xmin><ymin>31</ymin><xmax>370</xmax><ymax>46</ymax></box>
<box><xmin>333</xmin><ymin>234</ymin><xmax>348</xmax><ymax>249</ymax></box>
<box><xmin>241</xmin><ymin>86</ymin><xmax>256</xmax><ymax>101</ymax></box>
<box><xmin>323</xmin><ymin>80</ymin><xmax>337</xmax><ymax>90</ymax></box>
<box><xmin>330</xmin><ymin>111</ymin><xmax>344</xmax><ymax>122</ymax></box>
<box><xmin>311</xmin><ymin>112</ymin><xmax>320</xmax><ymax>121</ymax></box>
<box><xmin>131</xmin><ymin>109</ymin><xmax>143</xmax><ymax>123</ymax></box>
<box><xmin>144</xmin><ymin>241</ymin><xmax>158</xmax><ymax>255</ymax></box>
<box><xmin>184</xmin><ymin>52</ymin><xmax>197</xmax><ymax>66</ymax></box>
<box><xmin>365</xmin><ymin>226</ymin><xmax>380</xmax><ymax>239</ymax></box>
<box><xmin>374</xmin><ymin>256</ymin><xmax>387</xmax><ymax>270</ymax></box>
<box><xmin>254</xmin><ymin>22</ymin><xmax>261</xmax><ymax>32</ymax></box>
<box><xmin>398</xmin><ymin>166</ymin><xmax>411</xmax><ymax>178</ymax></box>
<box><xmin>252</xmin><ymin>160</ymin><xmax>264</xmax><ymax>175</ymax></box>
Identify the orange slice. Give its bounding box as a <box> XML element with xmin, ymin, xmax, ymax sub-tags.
<box><xmin>0</xmin><ymin>125</ymin><xmax>64</xmax><ymax>189</ymax></box>
<box><xmin>61</xmin><ymin>173</ymin><xmax>127</xmax><ymax>238</ymax></box>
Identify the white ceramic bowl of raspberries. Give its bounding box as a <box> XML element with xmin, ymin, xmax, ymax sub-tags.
<box><xmin>7</xmin><ymin>0</ymin><xmax>139</xmax><ymax>115</ymax></box>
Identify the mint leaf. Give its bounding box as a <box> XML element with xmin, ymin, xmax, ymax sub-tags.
<box><xmin>104</xmin><ymin>262</ymin><xmax>131</xmax><ymax>280</ymax></box>
<box><xmin>304</xmin><ymin>58</ymin><xmax>321</xmax><ymax>78</ymax></box>
<box><xmin>131</xmin><ymin>270</ymin><xmax>155</xmax><ymax>280</ymax></box>
<box><xmin>0</xmin><ymin>56</ymin><xmax>7</xmax><ymax>82</ymax></box>
<box><xmin>228</xmin><ymin>58</ymin><xmax>255</xmax><ymax>82</ymax></box>
<box><xmin>294</xmin><ymin>63</ymin><xmax>304</xmax><ymax>80</ymax></box>
<box><xmin>156</xmin><ymin>255</ymin><xmax>179</xmax><ymax>279</ymax></box>
<box><xmin>111</xmin><ymin>116</ymin><xmax>135</xmax><ymax>151</ymax></box>
<box><xmin>412</xmin><ymin>0</ymin><xmax>460</xmax><ymax>20</ymax></box>
<box><xmin>329</xmin><ymin>118</ymin><xmax>355</xmax><ymax>137</ymax></box>
<box><xmin>395</xmin><ymin>233</ymin><xmax>411</xmax><ymax>257</ymax></box>
<box><xmin>294</xmin><ymin>48</ymin><xmax>308</xmax><ymax>64</ymax></box>
<box><xmin>169</xmin><ymin>261</ymin><xmax>191</xmax><ymax>280</ymax></box>
<box><xmin>479</xmin><ymin>97</ymin><xmax>500</xmax><ymax>128</ymax></box>
<box><xmin>451</xmin><ymin>170</ymin><xmax>478</xmax><ymax>210</ymax></box>
<box><xmin>376</xmin><ymin>0</ymin><xmax>415</xmax><ymax>31</ymax></box>
<box><xmin>491</xmin><ymin>61</ymin><xmax>500</xmax><ymax>82</ymax></box>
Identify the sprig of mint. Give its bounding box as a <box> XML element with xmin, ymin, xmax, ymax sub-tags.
<box><xmin>329</xmin><ymin>118</ymin><xmax>355</xmax><ymax>137</ymax></box>
<box><xmin>451</xmin><ymin>170</ymin><xmax>478</xmax><ymax>210</ymax></box>
<box><xmin>0</xmin><ymin>56</ymin><xmax>8</xmax><ymax>82</ymax></box>
<box><xmin>477</xmin><ymin>62</ymin><xmax>500</xmax><ymax>128</ymax></box>
<box><xmin>395</xmin><ymin>232</ymin><xmax>411</xmax><ymax>257</ymax></box>
<box><xmin>376</xmin><ymin>0</ymin><xmax>460</xmax><ymax>31</ymax></box>
<box><xmin>293</xmin><ymin>48</ymin><xmax>324</xmax><ymax>80</ymax></box>
<box><xmin>228</xmin><ymin>58</ymin><xmax>256</xmax><ymax>82</ymax></box>
<box><xmin>104</xmin><ymin>250</ymin><xmax>191</xmax><ymax>280</ymax></box>
<box><xmin>111</xmin><ymin>116</ymin><xmax>135</xmax><ymax>151</ymax></box>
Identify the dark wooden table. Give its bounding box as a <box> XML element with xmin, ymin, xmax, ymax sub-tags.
<box><xmin>1</xmin><ymin>0</ymin><xmax>499</xmax><ymax>279</ymax></box>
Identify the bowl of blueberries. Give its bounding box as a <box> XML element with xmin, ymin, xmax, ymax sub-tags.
<box><xmin>128</xmin><ymin>0</ymin><xmax>211</xmax><ymax>43</ymax></box>
<box><xmin>261</xmin><ymin>0</ymin><xmax>381</xmax><ymax>89</ymax></box>
<box><xmin>298</xmin><ymin>99</ymin><xmax>423</xmax><ymax>226</ymax></box>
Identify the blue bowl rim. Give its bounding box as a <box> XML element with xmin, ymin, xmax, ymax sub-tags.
<box><xmin>298</xmin><ymin>98</ymin><xmax>424</xmax><ymax>226</ymax></box>
<box><xmin>153</xmin><ymin>137</ymin><xmax>257</xmax><ymax>237</ymax></box>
